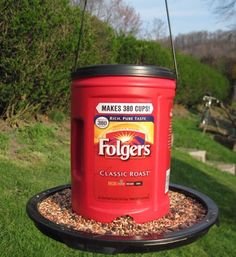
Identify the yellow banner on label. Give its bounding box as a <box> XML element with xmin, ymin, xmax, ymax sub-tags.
<box><xmin>94</xmin><ymin>115</ymin><xmax>154</xmax><ymax>144</ymax></box>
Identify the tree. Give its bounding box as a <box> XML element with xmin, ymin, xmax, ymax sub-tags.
<box><xmin>207</xmin><ymin>0</ymin><xmax>236</xmax><ymax>27</ymax></box>
<box><xmin>142</xmin><ymin>18</ymin><xmax>167</xmax><ymax>41</ymax></box>
<box><xmin>72</xmin><ymin>0</ymin><xmax>142</xmax><ymax>36</ymax></box>
<box><xmin>174</xmin><ymin>30</ymin><xmax>236</xmax><ymax>84</ymax></box>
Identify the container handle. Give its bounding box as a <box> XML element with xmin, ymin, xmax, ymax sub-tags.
<box><xmin>71</xmin><ymin>119</ymin><xmax>84</xmax><ymax>179</ymax></box>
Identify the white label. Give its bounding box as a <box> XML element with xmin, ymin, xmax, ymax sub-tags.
<box><xmin>95</xmin><ymin>116</ymin><xmax>109</xmax><ymax>129</ymax></box>
<box><xmin>96</xmin><ymin>103</ymin><xmax>153</xmax><ymax>114</ymax></box>
<box><xmin>165</xmin><ymin>169</ymin><xmax>170</xmax><ymax>194</ymax></box>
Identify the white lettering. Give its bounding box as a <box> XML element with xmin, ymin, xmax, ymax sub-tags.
<box><xmin>98</xmin><ymin>138</ymin><xmax>109</xmax><ymax>155</ymax></box>
<box><xmin>143</xmin><ymin>145</ymin><xmax>151</xmax><ymax>156</ymax></box>
<box><xmin>99</xmin><ymin>170</ymin><xmax>128</xmax><ymax>177</ymax></box>
<box><xmin>130</xmin><ymin>171</ymin><xmax>150</xmax><ymax>177</ymax></box>
<box><xmin>98</xmin><ymin>138</ymin><xmax>151</xmax><ymax>160</ymax></box>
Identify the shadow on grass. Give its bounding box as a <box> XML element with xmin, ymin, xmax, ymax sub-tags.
<box><xmin>170</xmin><ymin>156</ymin><xmax>236</xmax><ymax>228</ymax></box>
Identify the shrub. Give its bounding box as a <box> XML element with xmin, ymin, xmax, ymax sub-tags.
<box><xmin>0</xmin><ymin>1</ymin><xmax>230</xmax><ymax>116</ymax></box>
<box><xmin>48</xmin><ymin>110</ymin><xmax>66</xmax><ymax>123</ymax></box>
<box><xmin>116</xmin><ymin>36</ymin><xmax>230</xmax><ymax>106</ymax></box>
<box><xmin>0</xmin><ymin>0</ymin><xmax>117</xmax><ymax>118</ymax></box>
<box><xmin>176</xmin><ymin>54</ymin><xmax>230</xmax><ymax>106</ymax></box>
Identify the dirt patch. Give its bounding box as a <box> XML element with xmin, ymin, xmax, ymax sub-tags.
<box><xmin>173</xmin><ymin>105</ymin><xmax>190</xmax><ymax>118</ymax></box>
<box><xmin>0</xmin><ymin>120</ymin><xmax>13</xmax><ymax>132</ymax></box>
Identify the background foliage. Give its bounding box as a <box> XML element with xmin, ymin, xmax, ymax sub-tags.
<box><xmin>0</xmin><ymin>0</ymin><xmax>230</xmax><ymax>119</ymax></box>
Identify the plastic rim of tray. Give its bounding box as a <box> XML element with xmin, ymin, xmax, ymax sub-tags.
<box><xmin>26</xmin><ymin>184</ymin><xmax>219</xmax><ymax>255</ymax></box>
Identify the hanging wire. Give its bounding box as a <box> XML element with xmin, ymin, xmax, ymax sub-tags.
<box><xmin>164</xmin><ymin>0</ymin><xmax>179</xmax><ymax>81</ymax></box>
<box><xmin>73</xmin><ymin>0</ymin><xmax>88</xmax><ymax>72</ymax></box>
<box><xmin>73</xmin><ymin>0</ymin><xmax>178</xmax><ymax>81</ymax></box>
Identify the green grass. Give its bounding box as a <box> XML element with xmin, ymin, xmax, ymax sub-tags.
<box><xmin>17</xmin><ymin>123</ymin><xmax>56</xmax><ymax>146</ymax></box>
<box><xmin>173</xmin><ymin>115</ymin><xmax>236</xmax><ymax>163</ymax></box>
<box><xmin>0</xmin><ymin>133</ymin><xmax>9</xmax><ymax>152</ymax></box>
<box><xmin>48</xmin><ymin>110</ymin><xmax>66</xmax><ymax>123</ymax></box>
<box><xmin>0</xmin><ymin>116</ymin><xmax>236</xmax><ymax>257</ymax></box>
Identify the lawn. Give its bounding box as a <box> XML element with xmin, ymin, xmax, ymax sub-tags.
<box><xmin>0</xmin><ymin>115</ymin><xmax>236</xmax><ymax>257</ymax></box>
<box><xmin>173</xmin><ymin>114</ymin><xmax>236</xmax><ymax>164</ymax></box>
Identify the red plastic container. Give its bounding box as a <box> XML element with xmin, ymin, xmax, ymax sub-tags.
<box><xmin>71</xmin><ymin>65</ymin><xmax>176</xmax><ymax>223</ymax></box>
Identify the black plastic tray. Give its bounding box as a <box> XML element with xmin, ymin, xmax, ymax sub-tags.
<box><xmin>26</xmin><ymin>184</ymin><xmax>219</xmax><ymax>254</ymax></box>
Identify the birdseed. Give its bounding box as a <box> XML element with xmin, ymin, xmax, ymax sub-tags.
<box><xmin>38</xmin><ymin>189</ymin><xmax>206</xmax><ymax>237</ymax></box>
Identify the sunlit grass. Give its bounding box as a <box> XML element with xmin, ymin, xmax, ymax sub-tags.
<box><xmin>0</xmin><ymin>118</ymin><xmax>235</xmax><ymax>257</ymax></box>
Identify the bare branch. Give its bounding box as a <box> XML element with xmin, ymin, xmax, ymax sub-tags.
<box><xmin>141</xmin><ymin>18</ymin><xmax>167</xmax><ymax>40</ymax></box>
<box><xmin>206</xmin><ymin>0</ymin><xmax>236</xmax><ymax>27</ymax></box>
<box><xmin>71</xmin><ymin>0</ymin><xmax>142</xmax><ymax>36</ymax></box>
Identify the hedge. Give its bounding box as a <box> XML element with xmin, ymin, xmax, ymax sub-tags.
<box><xmin>116</xmin><ymin>36</ymin><xmax>229</xmax><ymax>106</ymax></box>
<box><xmin>0</xmin><ymin>0</ymin><xmax>116</xmax><ymax>118</ymax></box>
<box><xmin>0</xmin><ymin>0</ymin><xmax>230</xmax><ymax>119</ymax></box>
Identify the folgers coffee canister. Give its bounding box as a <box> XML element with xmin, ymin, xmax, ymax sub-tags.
<box><xmin>71</xmin><ymin>65</ymin><xmax>176</xmax><ymax>223</ymax></box>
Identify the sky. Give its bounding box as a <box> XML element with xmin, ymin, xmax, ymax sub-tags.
<box><xmin>126</xmin><ymin>0</ymin><xmax>229</xmax><ymax>36</ymax></box>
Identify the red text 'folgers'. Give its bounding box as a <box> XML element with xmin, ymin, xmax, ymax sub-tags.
<box><xmin>71</xmin><ymin>65</ymin><xmax>176</xmax><ymax>223</ymax></box>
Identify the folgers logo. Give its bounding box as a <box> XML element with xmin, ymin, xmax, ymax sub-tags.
<box><xmin>98</xmin><ymin>130</ymin><xmax>151</xmax><ymax>161</ymax></box>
